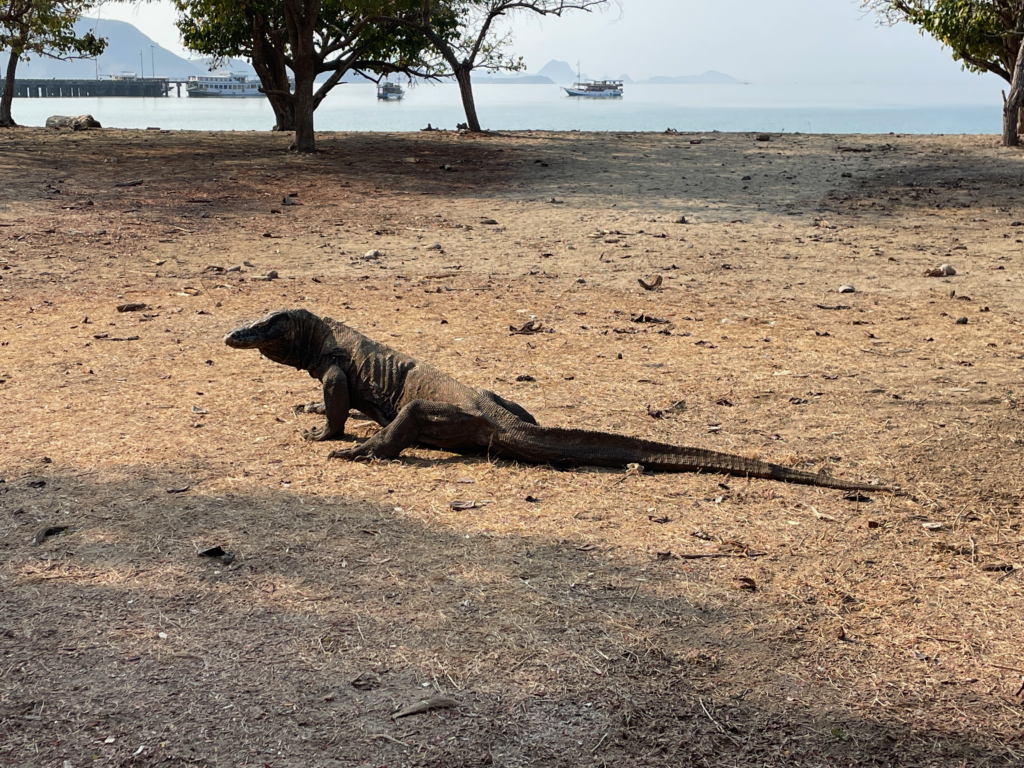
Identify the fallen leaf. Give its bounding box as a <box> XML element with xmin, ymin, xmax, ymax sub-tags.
<box><xmin>448</xmin><ymin>499</ymin><xmax>492</xmax><ymax>510</ymax></box>
<box><xmin>392</xmin><ymin>695</ymin><xmax>460</xmax><ymax>720</ymax></box>
<box><xmin>638</xmin><ymin>275</ymin><xmax>663</xmax><ymax>291</ymax></box>
<box><xmin>32</xmin><ymin>526</ymin><xmax>68</xmax><ymax>546</ymax></box>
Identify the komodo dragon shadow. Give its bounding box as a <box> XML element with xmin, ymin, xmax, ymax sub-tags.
<box><xmin>225</xmin><ymin>309</ymin><xmax>896</xmax><ymax>493</ymax></box>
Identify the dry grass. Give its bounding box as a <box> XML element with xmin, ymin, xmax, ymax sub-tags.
<box><xmin>0</xmin><ymin>127</ymin><xmax>1022</xmax><ymax>767</ymax></box>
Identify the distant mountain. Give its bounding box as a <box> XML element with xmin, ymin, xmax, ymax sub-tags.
<box><xmin>537</xmin><ymin>60</ymin><xmax>584</xmax><ymax>84</ymax></box>
<box><xmin>0</xmin><ymin>18</ymin><xmax>253</xmax><ymax>80</ymax></box>
<box><xmin>640</xmin><ymin>71</ymin><xmax>743</xmax><ymax>85</ymax></box>
<box><xmin>471</xmin><ymin>73</ymin><xmax>554</xmax><ymax>84</ymax></box>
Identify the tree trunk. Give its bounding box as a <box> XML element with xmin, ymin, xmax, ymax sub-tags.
<box><xmin>1003</xmin><ymin>36</ymin><xmax>1024</xmax><ymax>146</ymax></box>
<box><xmin>0</xmin><ymin>51</ymin><xmax>21</xmax><ymax>128</ymax></box>
<box><xmin>454</xmin><ymin>65</ymin><xmax>481</xmax><ymax>132</ymax></box>
<box><xmin>292</xmin><ymin>69</ymin><xmax>316</xmax><ymax>151</ymax></box>
<box><xmin>250</xmin><ymin>16</ymin><xmax>295</xmax><ymax>131</ymax></box>
<box><xmin>1003</xmin><ymin>98</ymin><xmax>1022</xmax><ymax>146</ymax></box>
<box><xmin>289</xmin><ymin>33</ymin><xmax>317</xmax><ymax>151</ymax></box>
<box><xmin>283</xmin><ymin>0</ymin><xmax>320</xmax><ymax>152</ymax></box>
<box><xmin>269</xmin><ymin>98</ymin><xmax>296</xmax><ymax>132</ymax></box>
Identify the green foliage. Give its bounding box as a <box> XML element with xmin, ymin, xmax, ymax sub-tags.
<box><xmin>174</xmin><ymin>0</ymin><xmax>444</xmax><ymax>77</ymax></box>
<box><xmin>869</xmin><ymin>1</ymin><xmax>1024</xmax><ymax>81</ymax></box>
<box><xmin>0</xmin><ymin>0</ymin><xmax>106</xmax><ymax>59</ymax></box>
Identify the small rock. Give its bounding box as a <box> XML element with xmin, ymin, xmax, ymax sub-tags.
<box><xmin>755</xmin><ymin>133</ymin><xmax>771</xmax><ymax>142</ymax></box>
<box><xmin>924</xmin><ymin>264</ymin><xmax>956</xmax><ymax>277</ymax></box>
<box><xmin>481</xmin><ymin>218</ymin><xmax>498</xmax><ymax>225</ymax></box>
<box><xmin>838</xmin><ymin>284</ymin><xmax>855</xmax><ymax>294</ymax></box>
<box><xmin>673</xmin><ymin>215</ymin><xmax>687</xmax><ymax>224</ymax></box>
<box><xmin>741</xmin><ymin>175</ymin><xmax>752</xmax><ymax>181</ymax></box>
<box><xmin>116</xmin><ymin>302</ymin><xmax>147</xmax><ymax>312</ymax></box>
<box><xmin>954</xmin><ymin>317</ymin><xmax>968</xmax><ymax>325</ymax></box>
<box><xmin>425</xmin><ymin>243</ymin><xmax>443</xmax><ymax>251</ymax></box>
<box><xmin>363</xmin><ymin>249</ymin><xmax>382</xmax><ymax>260</ymax></box>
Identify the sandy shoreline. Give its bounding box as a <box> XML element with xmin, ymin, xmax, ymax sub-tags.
<box><xmin>1</xmin><ymin>127</ymin><xmax>1022</xmax><ymax>766</ymax></box>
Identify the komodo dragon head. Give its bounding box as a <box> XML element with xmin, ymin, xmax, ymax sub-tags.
<box><xmin>224</xmin><ymin>308</ymin><xmax>332</xmax><ymax>371</ymax></box>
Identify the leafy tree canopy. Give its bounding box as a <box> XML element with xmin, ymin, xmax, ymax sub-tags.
<box><xmin>1</xmin><ymin>0</ymin><xmax>107</xmax><ymax>126</ymax></box>
<box><xmin>868</xmin><ymin>1</ymin><xmax>1024</xmax><ymax>82</ymax></box>
<box><xmin>868</xmin><ymin>1</ymin><xmax>1024</xmax><ymax>144</ymax></box>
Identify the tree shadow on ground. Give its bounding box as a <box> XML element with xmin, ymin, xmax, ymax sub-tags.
<box><xmin>1</xmin><ymin>467</ymin><xmax>1018</xmax><ymax>768</ymax></box>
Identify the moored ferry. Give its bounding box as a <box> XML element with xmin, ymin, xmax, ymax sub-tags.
<box><xmin>377</xmin><ymin>81</ymin><xmax>405</xmax><ymax>101</ymax></box>
<box><xmin>187</xmin><ymin>72</ymin><xmax>263</xmax><ymax>98</ymax></box>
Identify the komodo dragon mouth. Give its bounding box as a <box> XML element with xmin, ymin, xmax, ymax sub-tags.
<box><xmin>223</xmin><ymin>311</ymin><xmax>290</xmax><ymax>348</ymax></box>
<box><xmin>224</xmin><ymin>309</ymin><xmax>327</xmax><ymax>371</ymax></box>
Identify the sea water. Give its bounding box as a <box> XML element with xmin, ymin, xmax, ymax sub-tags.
<box><xmin>3</xmin><ymin>81</ymin><xmax>1003</xmax><ymax>135</ymax></box>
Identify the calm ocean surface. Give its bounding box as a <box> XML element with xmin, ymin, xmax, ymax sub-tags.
<box><xmin>6</xmin><ymin>82</ymin><xmax>1003</xmax><ymax>134</ymax></box>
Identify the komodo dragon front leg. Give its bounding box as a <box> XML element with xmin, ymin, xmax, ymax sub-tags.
<box><xmin>327</xmin><ymin>401</ymin><xmax>500</xmax><ymax>461</ymax></box>
<box><xmin>302</xmin><ymin>365</ymin><xmax>350</xmax><ymax>442</ymax></box>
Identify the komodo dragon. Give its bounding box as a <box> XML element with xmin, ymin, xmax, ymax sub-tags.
<box><xmin>225</xmin><ymin>309</ymin><xmax>894</xmax><ymax>492</ymax></box>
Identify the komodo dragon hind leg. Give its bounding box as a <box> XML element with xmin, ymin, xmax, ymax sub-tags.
<box><xmin>479</xmin><ymin>390</ymin><xmax>538</xmax><ymax>426</ymax></box>
<box><xmin>328</xmin><ymin>401</ymin><xmax>499</xmax><ymax>461</ymax></box>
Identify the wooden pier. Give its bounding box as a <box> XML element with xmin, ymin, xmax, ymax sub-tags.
<box><xmin>0</xmin><ymin>77</ymin><xmax>183</xmax><ymax>98</ymax></box>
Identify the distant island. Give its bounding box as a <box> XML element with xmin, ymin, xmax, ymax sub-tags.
<box><xmin>517</xmin><ymin>60</ymin><xmax>743</xmax><ymax>85</ymax></box>
<box><xmin>1</xmin><ymin>24</ymin><xmax>744</xmax><ymax>88</ymax></box>
<box><xmin>644</xmin><ymin>71</ymin><xmax>743</xmax><ymax>85</ymax></box>
<box><xmin>470</xmin><ymin>73</ymin><xmax>555</xmax><ymax>85</ymax></box>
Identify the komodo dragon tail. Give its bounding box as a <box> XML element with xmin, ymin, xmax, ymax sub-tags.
<box><xmin>494</xmin><ymin>423</ymin><xmax>893</xmax><ymax>493</ymax></box>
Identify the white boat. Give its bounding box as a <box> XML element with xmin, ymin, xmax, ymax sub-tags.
<box><xmin>563</xmin><ymin>79</ymin><xmax>623</xmax><ymax>98</ymax></box>
<box><xmin>377</xmin><ymin>81</ymin><xmax>405</xmax><ymax>101</ymax></box>
<box><xmin>187</xmin><ymin>72</ymin><xmax>263</xmax><ymax>98</ymax></box>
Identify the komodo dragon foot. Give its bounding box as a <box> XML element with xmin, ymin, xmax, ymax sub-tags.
<box><xmin>302</xmin><ymin>425</ymin><xmax>342</xmax><ymax>442</ymax></box>
<box><xmin>326</xmin><ymin>445</ymin><xmax>377</xmax><ymax>461</ymax></box>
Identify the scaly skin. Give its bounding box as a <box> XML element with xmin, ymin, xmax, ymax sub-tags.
<box><xmin>225</xmin><ymin>309</ymin><xmax>896</xmax><ymax>493</ymax></box>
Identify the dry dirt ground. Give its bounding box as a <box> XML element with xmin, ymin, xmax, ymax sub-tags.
<box><xmin>1</xmin><ymin>127</ymin><xmax>1023</xmax><ymax>767</ymax></box>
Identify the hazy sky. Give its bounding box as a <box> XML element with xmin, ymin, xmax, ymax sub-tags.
<box><xmin>97</xmin><ymin>0</ymin><xmax>997</xmax><ymax>91</ymax></box>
